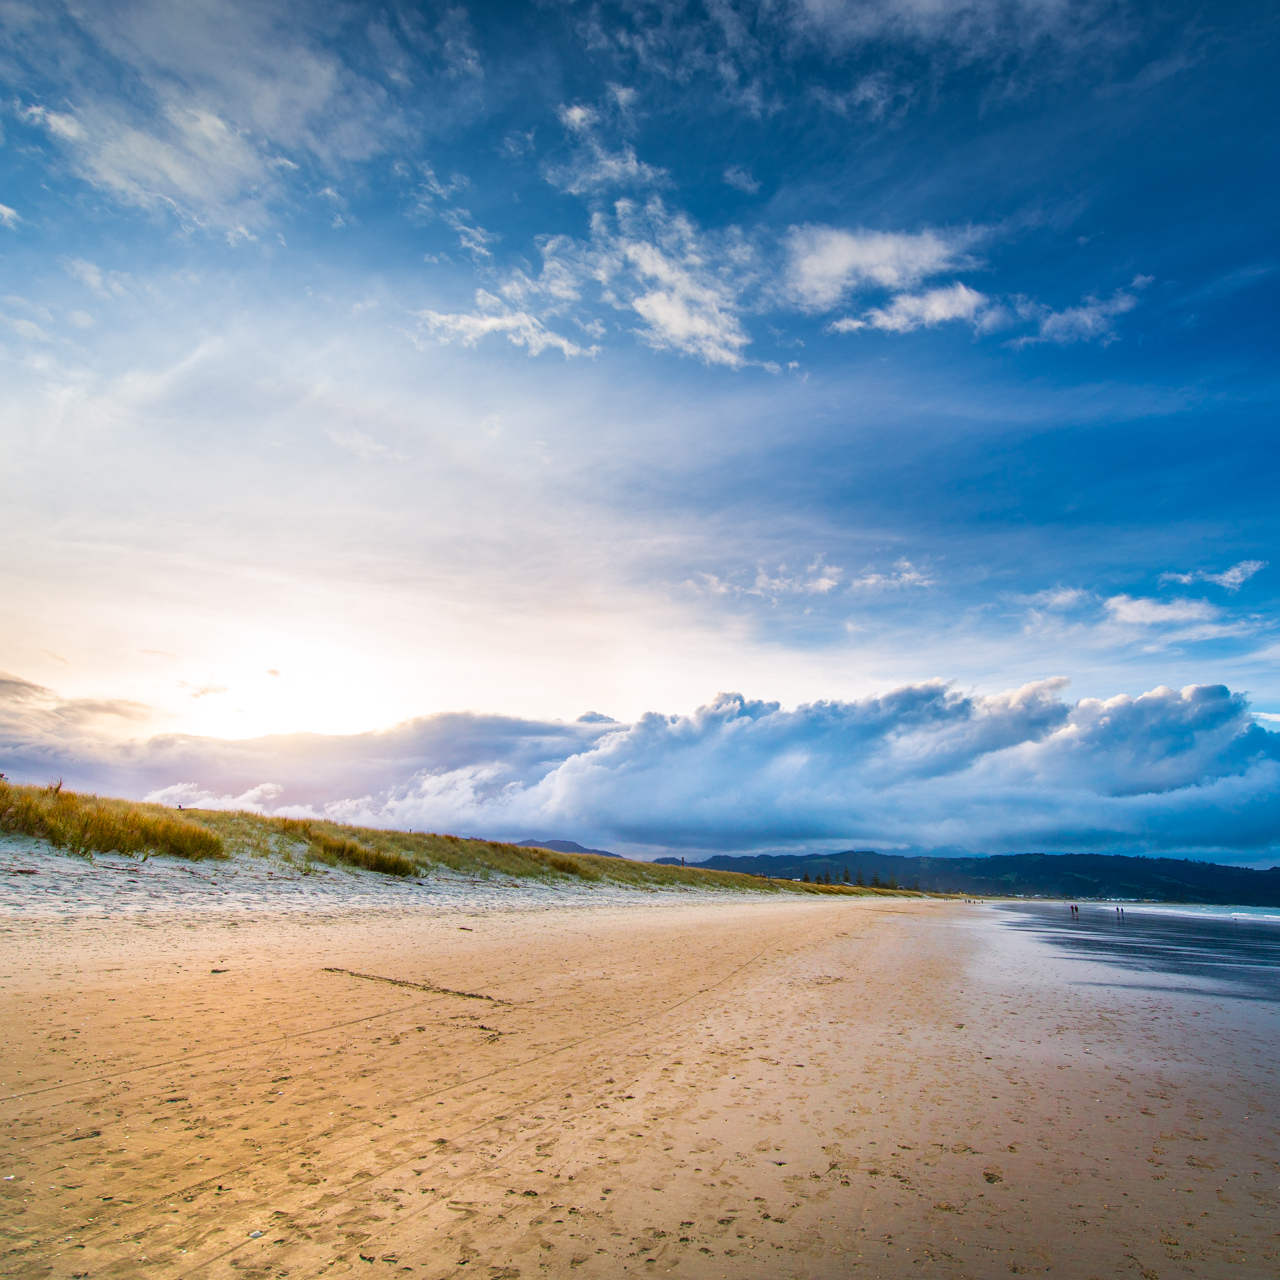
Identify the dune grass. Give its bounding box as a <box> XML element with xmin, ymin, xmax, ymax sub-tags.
<box><xmin>0</xmin><ymin>779</ymin><xmax>922</xmax><ymax>897</ymax></box>
<box><xmin>0</xmin><ymin>779</ymin><xmax>225</xmax><ymax>862</ymax></box>
<box><xmin>180</xmin><ymin>811</ymin><xmax>919</xmax><ymax>896</ymax></box>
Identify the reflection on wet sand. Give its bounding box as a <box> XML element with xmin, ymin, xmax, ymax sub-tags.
<box><xmin>998</xmin><ymin>901</ymin><xmax>1280</xmax><ymax>1002</ymax></box>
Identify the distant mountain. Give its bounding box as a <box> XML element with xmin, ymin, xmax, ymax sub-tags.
<box><xmin>517</xmin><ymin>838</ymin><xmax>621</xmax><ymax>859</ymax></box>
<box><xmin>652</xmin><ymin>850</ymin><xmax>1280</xmax><ymax>905</ymax></box>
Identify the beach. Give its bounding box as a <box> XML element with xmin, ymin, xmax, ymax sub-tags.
<box><xmin>3</xmin><ymin>872</ymin><xmax>1279</xmax><ymax>1278</ymax></box>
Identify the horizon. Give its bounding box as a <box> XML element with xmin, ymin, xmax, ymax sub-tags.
<box><xmin>2</xmin><ymin>0</ymin><xmax>1277</xmax><ymax>863</ymax></box>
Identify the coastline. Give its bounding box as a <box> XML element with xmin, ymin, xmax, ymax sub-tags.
<box><xmin>3</xmin><ymin>889</ymin><xmax>1278</xmax><ymax>1277</ymax></box>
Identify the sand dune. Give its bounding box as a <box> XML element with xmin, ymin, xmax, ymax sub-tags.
<box><xmin>3</xmin><ymin>893</ymin><xmax>1278</xmax><ymax>1278</ymax></box>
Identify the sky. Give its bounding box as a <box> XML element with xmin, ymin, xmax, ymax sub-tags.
<box><xmin>2</xmin><ymin>0</ymin><xmax>1278</xmax><ymax>862</ymax></box>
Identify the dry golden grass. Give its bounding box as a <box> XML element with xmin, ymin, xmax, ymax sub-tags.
<box><xmin>0</xmin><ymin>779</ymin><xmax>224</xmax><ymax>862</ymax></box>
<box><xmin>182</xmin><ymin>812</ymin><xmax>917</xmax><ymax>896</ymax></box>
<box><xmin>0</xmin><ymin>780</ymin><xmax>923</xmax><ymax>897</ymax></box>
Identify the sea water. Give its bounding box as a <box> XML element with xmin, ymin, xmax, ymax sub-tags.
<box><xmin>994</xmin><ymin>899</ymin><xmax>1280</xmax><ymax>1003</ymax></box>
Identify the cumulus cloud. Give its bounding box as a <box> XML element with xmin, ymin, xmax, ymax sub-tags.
<box><xmin>784</xmin><ymin>225</ymin><xmax>977</xmax><ymax>311</ymax></box>
<box><xmin>1161</xmin><ymin>560</ymin><xmax>1267</xmax><ymax>592</ymax></box>
<box><xmin>146</xmin><ymin>781</ymin><xmax>286</xmax><ymax>812</ymax></box>
<box><xmin>0</xmin><ymin>676</ymin><xmax>617</xmax><ymax>805</ymax></box>
<box><xmin>6</xmin><ymin>676</ymin><xmax>1279</xmax><ymax>859</ymax></box>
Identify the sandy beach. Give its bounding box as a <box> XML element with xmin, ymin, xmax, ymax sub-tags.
<box><xmin>3</xmin><ymin>879</ymin><xmax>1279</xmax><ymax>1279</ymax></box>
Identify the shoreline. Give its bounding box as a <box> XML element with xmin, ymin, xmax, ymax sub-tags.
<box><xmin>4</xmin><ymin>894</ymin><xmax>1279</xmax><ymax>1277</ymax></box>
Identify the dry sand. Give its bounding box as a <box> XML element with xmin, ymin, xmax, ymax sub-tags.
<box><xmin>2</xmin><ymin>883</ymin><xmax>1279</xmax><ymax>1279</ymax></box>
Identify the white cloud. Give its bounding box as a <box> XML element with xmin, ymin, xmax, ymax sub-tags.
<box><xmin>784</xmin><ymin>224</ymin><xmax>977</xmax><ymax>311</ymax></box>
<box><xmin>1014</xmin><ymin>276</ymin><xmax>1151</xmax><ymax>346</ymax></box>
<box><xmin>831</xmin><ymin>282</ymin><xmax>989</xmax><ymax>333</ymax></box>
<box><xmin>0</xmin><ymin>204</ymin><xmax>21</xmax><ymax>228</ymax></box>
<box><xmin>144</xmin><ymin>781</ymin><xmax>285</xmax><ymax>812</ymax></box>
<box><xmin>10</xmin><ymin>0</ymin><xmax>407</xmax><ymax>230</ymax></box>
<box><xmin>443</xmin><ymin>210</ymin><xmax>499</xmax><ymax>260</ymax></box>
<box><xmin>1023</xmin><ymin>586</ymin><xmax>1090</xmax><ymax>611</ymax></box>
<box><xmin>558</xmin><ymin>104</ymin><xmax>598</xmax><ymax>132</ymax></box>
<box><xmin>1161</xmin><ymin>560</ymin><xmax>1267</xmax><ymax>592</ymax></box>
<box><xmin>1104</xmin><ymin>595</ymin><xmax>1217</xmax><ymax>627</ymax></box>
<box><xmin>3</xmin><ymin>315</ymin><xmax>50</xmax><ymax>342</ymax></box>
<box><xmin>518</xmin><ymin>198</ymin><xmax>756</xmax><ymax>367</ymax></box>
<box><xmin>610</xmin><ymin>202</ymin><xmax>754</xmax><ymax>366</ymax></box>
<box><xmin>849</xmin><ymin>559</ymin><xmax>934</xmax><ymax>590</ymax></box>
<box><xmin>414</xmin><ymin>292</ymin><xmax>597</xmax><ymax>359</ymax></box>
<box><xmin>60</xmin><ymin>257</ymin><xmax>136</xmax><ymax>302</ymax></box>
<box><xmin>417</xmin><ymin>196</ymin><xmax>756</xmax><ymax>367</ymax></box>
<box><xmin>21</xmin><ymin>105</ymin><xmax>84</xmax><ymax>140</ymax></box>
<box><xmin>786</xmin><ymin>0</ymin><xmax>1121</xmax><ymax>64</ymax></box>
<box><xmin>544</xmin><ymin>97</ymin><xmax>669</xmax><ymax>195</ymax></box>
<box><xmin>1099</xmin><ymin>594</ymin><xmax>1246</xmax><ymax>645</ymax></box>
<box><xmin>544</xmin><ymin>138</ymin><xmax>668</xmax><ymax>195</ymax></box>
<box><xmin>723</xmin><ymin>165</ymin><xmax>760</xmax><ymax>194</ymax></box>
<box><xmin>753</xmin><ymin>559</ymin><xmax>845</xmax><ymax>598</ymax></box>
<box><xmin>14</xmin><ymin>679</ymin><xmax>1279</xmax><ymax>857</ymax></box>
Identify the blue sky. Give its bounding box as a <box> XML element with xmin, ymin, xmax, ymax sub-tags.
<box><xmin>2</xmin><ymin>1</ymin><xmax>1278</xmax><ymax>860</ymax></box>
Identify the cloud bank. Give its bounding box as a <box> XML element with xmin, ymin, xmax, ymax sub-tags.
<box><xmin>4</xmin><ymin>674</ymin><xmax>1277</xmax><ymax>862</ymax></box>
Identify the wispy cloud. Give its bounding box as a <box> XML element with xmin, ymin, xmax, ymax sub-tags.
<box><xmin>1161</xmin><ymin>560</ymin><xmax>1267</xmax><ymax>592</ymax></box>
<box><xmin>850</xmin><ymin>560</ymin><xmax>935</xmax><ymax>590</ymax></box>
<box><xmin>543</xmin><ymin>104</ymin><xmax>669</xmax><ymax>195</ymax></box>
<box><xmin>442</xmin><ymin>209</ymin><xmax>499</xmax><ymax>260</ymax></box>
<box><xmin>8</xmin><ymin>0</ymin><xmax>418</xmax><ymax>231</ymax></box>
<box><xmin>1105</xmin><ymin>595</ymin><xmax>1217</xmax><ymax>626</ymax></box>
<box><xmin>723</xmin><ymin>165</ymin><xmax>760</xmax><ymax>194</ymax></box>
<box><xmin>413</xmin><ymin>292</ymin><xmax>597</xmax><ymax>359</ymax></box>
<box><xmin>1013</xmin><ymin>277</ymin><xmax>1152</xmax><ymax>346</ymax></box>
<box><xmin>752</xmin><ymin>559</ymin><xmax>845</xmax><ymax>598</ymax></box>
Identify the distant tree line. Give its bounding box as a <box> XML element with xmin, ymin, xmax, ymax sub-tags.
<box><xmin>653</xmin><ymin>850</ymin><xmax>1280</xmax><ymax>905</ymax></box>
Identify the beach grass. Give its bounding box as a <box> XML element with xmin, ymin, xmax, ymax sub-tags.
<box><xmin>0</xmin><ymin>779</ymin><xmax>923</xmax><ymax>897</ymax></box>
<box><xmin>0</xmin><ymin>778</ymin><xmax>225</xmax><ymax>862</ymax></box>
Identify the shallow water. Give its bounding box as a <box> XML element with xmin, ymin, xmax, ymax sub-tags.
<box><xmin>995</xmin><ymin>899</ymin><xmax>1280</xmax><ymax>1003</ymax></box>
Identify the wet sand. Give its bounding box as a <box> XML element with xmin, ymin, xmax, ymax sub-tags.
<box><xmin>3</xmin><ymin>893</ymin><xmax>1279</xmax><ymax>1278</ymax></box>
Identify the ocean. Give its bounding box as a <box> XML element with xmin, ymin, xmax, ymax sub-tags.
<box><xmin>995</xmin><ymin>899</ymin><xmax>1280</xmax><ymax>1004</ymax></box>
